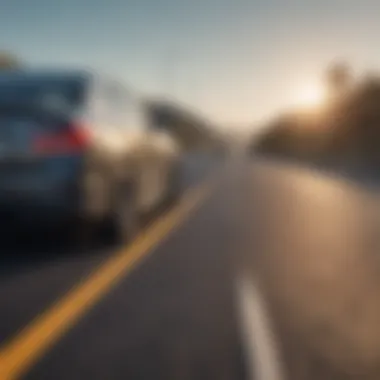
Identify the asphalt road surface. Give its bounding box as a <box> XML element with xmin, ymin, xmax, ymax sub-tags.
<box><xmin>238</xmin><ymin>159</ymin><xmax>380</xmax><ymax>380</ymax></box>
<box><xmin>1</xmin><ymin>154</ymin><xmax>380</xmax><ymax>380</ymax></box>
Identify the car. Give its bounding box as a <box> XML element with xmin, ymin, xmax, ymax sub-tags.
<box><xmin>0</xmin><ymin>69</ymin><xmax>182</xmax><ymax>243</ymax></box>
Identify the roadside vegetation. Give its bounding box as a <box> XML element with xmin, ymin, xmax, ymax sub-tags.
<box><xmin>253</xmin><ymin>63</ymin><xmax>380</xmax><ymax>170</ymax></box>
<box><xmin>146</xmin><ymin>100</ymin><xmax>227</xmax><ymax>154</ymax></box>
<box><xmin>0</xmin><ymin>51</ymin><xmax>22</xmax><ymax>70</ymax></box>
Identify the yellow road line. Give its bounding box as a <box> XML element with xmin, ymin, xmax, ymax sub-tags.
<box><xmin>0</xmin><ymin>180</ymin><xmax>213</xmax><ymax>380</ymax></box>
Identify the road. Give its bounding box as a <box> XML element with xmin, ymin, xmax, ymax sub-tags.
<box><xmin>238</xmin><ymin>159</ymin><xmax>380</xmax><ymax>380</ymax></box>
<box><xmin>1</xmin><ymin>155</ymin><xmax>380</xmax><ymax>380</ymax></box>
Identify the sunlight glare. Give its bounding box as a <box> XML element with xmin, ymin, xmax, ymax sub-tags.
<box><xmin>293</xmin><ymin>83</ymin><xmax>326</xmax><ymax>109</ymax></box>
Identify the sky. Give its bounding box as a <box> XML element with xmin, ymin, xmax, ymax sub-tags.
<box><xmin>2</xmin><ymin>0</ymin><xmax>380</xmax><ymax>128</ymax></box>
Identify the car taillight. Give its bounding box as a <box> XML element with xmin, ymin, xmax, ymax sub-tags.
<box><xmin>34</xmin><ymin>122</ymin><xmax>90</xmax><ymax>155</ymax></box>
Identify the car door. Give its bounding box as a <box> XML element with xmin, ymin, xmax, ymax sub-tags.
<box><xmin>79</xmin><ymin>75</ymin><xmax>117</xmax><ymax>218</ymax></box>
<box><xmin>142</xmin><ymin>122</ymin><xmax>180</xmax><ymax>208</ymax></box>
<box><xmin>126</xmin><ymin>95</ymin><xmax>165</xmax><ymax>212</ymax></box>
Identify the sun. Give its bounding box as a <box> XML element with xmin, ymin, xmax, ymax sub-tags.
<box><xmin>293</xmin><ymin>83</ymin><xmax>326</xmax><ymax>109</ymax></box>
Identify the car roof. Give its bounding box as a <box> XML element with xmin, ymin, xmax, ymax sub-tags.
<box><xmin>0</xmin><ymin>69</ymin><xmax>143</xmax><ymax>100</ymax></box>
<box><xmin>0</xmin><ymin>69</ymin><xmax>93</xmax><ymax>84</ymax></box>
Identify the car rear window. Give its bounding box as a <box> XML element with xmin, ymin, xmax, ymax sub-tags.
<box><xmin>0</xmin><ymin>76</ymin><xmax>85</xmax><ymax>112</ymax></box>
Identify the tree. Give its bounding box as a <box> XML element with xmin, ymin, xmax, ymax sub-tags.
<box><xmin>0</xmin><ymin>51</ymin><xmax>21</xmax><ymax>70</ymax></box>
<box><xmin>325</xmin><ymin>61</ymin><xmax>352</xmax><ymax>100</ymax></box>
<box><xmin>145</xmin><ymin>100</ymin><xmax>220</xmax><ymax>151</ymax></box>
<box><xmin>254</xmin><ymin>66</ymin><xmax>380</xmax><ymax>166</ymax></box>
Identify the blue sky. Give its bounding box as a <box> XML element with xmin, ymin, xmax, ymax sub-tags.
<box><xmin>2</xmin><ymin>0</ymin><xmax>380</xmax><ymax>127</ymax></box>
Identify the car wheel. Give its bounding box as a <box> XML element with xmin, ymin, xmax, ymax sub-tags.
<box><xmin>63</xmin><ymin>217</ymin><xmax>98</xmax><ymax>251</ymax></box>
<box><xmin>164</xmin><ymin>162</ymin><xmax>182</xmax><ymax>207</ymax></box>
<box><xmin>66</xmin><ymin>171</ymin><xmax>110</xmax><ymax>250</ymax></box>
<box><xmin>105</xmin><ymin>183</ymin><xmax>139</xmax><ymax>246</ymax></box>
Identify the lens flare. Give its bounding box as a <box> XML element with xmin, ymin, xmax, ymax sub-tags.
<box><xmin>293</xmin><ymin>83</ymin><xmax>326</xmax><ymax>109</ymax></box>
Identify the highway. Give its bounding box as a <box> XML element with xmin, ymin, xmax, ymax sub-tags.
<box><xmin>1</xmin><ymin>154</ymin><xmax>380</xmax><ymax>380</ymax></box>
<box><xmin>238</xmin><ymin>160</ymin><xmax>380</xmax><ymax>380</ymax></box>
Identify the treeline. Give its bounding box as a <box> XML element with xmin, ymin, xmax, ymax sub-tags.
<box><xmin>146</xmin><ymin>100</ymin><xmax>226</xmax><ymax>153</ymax></box>
<box><xmin>0</xmin><ymin>51</ymin><xmax>22</xmax><ymax>70</ymax></box>
<box><xmin>254</xmin><ymin>65</ymin><xmax>380</xmax><ymax>166</ymax></box>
